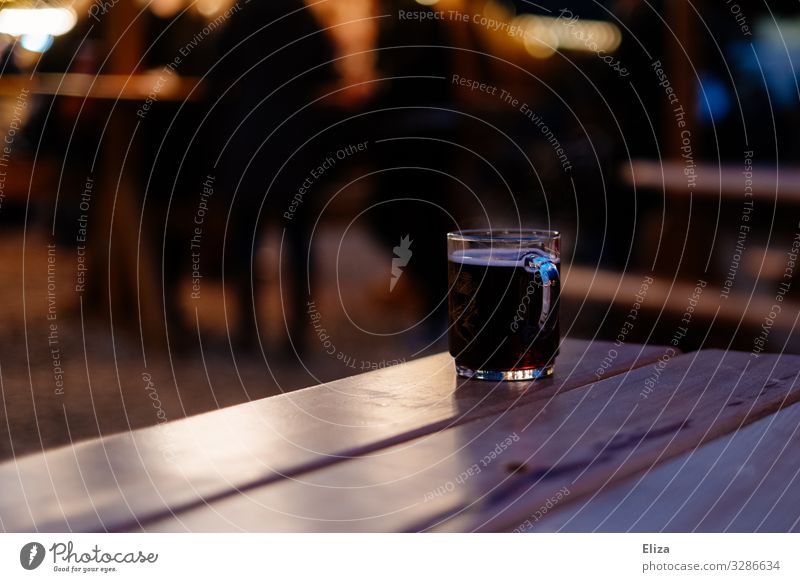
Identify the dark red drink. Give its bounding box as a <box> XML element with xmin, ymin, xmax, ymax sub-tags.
<box><xmin>448</xmin><ymin>247</ymin><xmax>560</xmax><ymax>380</ymax></box>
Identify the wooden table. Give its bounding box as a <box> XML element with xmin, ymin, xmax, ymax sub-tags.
<box><xmin>1</xmin><ymin>339</ymin><xmax>799</xmax><ymax>532</ymax></box>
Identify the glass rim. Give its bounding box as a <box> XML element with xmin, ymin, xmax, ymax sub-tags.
<box><xmin>447</xmin><ymin>228</ymin><xmax>560</xmax><ymax>242</ymax></box>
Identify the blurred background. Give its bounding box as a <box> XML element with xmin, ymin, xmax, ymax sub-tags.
<box><xmin>1</xmin><ymin>0</ymin><xmax>799</xmax><ymax>458</ymax></box>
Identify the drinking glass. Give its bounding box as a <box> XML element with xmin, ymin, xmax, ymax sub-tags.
<box><xmin>447</xmin><ymin>229</ymin><xmax>561</xmax><ymax>381</ymax></box>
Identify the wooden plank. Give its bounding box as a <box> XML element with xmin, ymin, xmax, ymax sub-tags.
<box><xmin>0</xmin><ymin>74</ymin><xmax>203</xmax><ymax>101</ymax></box>
<box><xmin>435</xmin><ymin>350</ymin><xmax>800</xmax><ymax>532</ymax></box>
<box><xmin>530</xmin><ymin>401</ymin><xmax>800</xmax><ymax>532</ymax></box>
<box><xmin>138</xmin><ymin>349</ymin><xmax>800</xmax><ymax>532</ymax></box>
<box><xmin>0</xmin><ymin>339</ymin><xmax>665</xmax><ymax>532</ymax></box>
<box><xmin>621</xmin><ymin>160</ymin><xmax>800</xmax><ymax>202</ymax></box>
<box><xmin>562</xmin><ymin>265</ymin><xmax>800</xmax><ymax>337</ymax></box>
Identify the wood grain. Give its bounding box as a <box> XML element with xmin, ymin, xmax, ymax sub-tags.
<box><xmin>530</xmin><ymin>402</ymin><xmax>800</xmax><ymax>532</ymax></box>
<box><xmin>139</xmin><ymin>349</ymin><xmax>800</xmax><ymax>532</ymax></box>
<box><xmin>436</xmin><ymin>350</ymin><xmax>800</xmax><ymax>532</ymax></box>
<box><xmin>0</xmin><ymin>339</ymin><xmax>665</xmax><ymax>532</ymax></box>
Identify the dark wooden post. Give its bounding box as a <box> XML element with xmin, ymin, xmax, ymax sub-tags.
<box><xmin>87</xmin><ymin>0</ymin><xmax>164</xmax><ymax>347</ymax></box>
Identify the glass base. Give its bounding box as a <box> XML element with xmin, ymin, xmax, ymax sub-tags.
<box><xmin>456</xmin><ymin>364</ymin><xmax>554</xmax><ymax>381</ymax></box>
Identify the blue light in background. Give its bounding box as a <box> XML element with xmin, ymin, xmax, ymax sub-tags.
<box><xmin>696</xmin><ymin>73</ymin><xmax>732</xmax><ymax>124</ymax></box>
